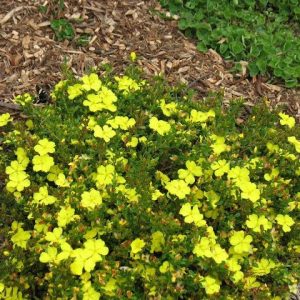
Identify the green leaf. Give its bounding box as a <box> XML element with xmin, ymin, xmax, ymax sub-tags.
<box><xmin>256</xmin><ymin>59</ymin><xmax>267</xmax><ymax>74</ymax></box>
<box><xmin>50</xmin><ymin>19</ymin><xmax>75</xmax><ymax>41</ymax></box>
<box><xmin>197</xmin><ymin>42</ymin><xmax>208</xmax><ymax>52</ymax></box>
<box><xmin>248</xmin><ymin>62</ymin><xmax>259</xmax><ymax>77</ymax></box>
<box><xmin>178</xmin><ymin>18</ymin><xmax>189</xmax><ymax>30</ymax></box>
<box><xmin>230</xmin><ymin>41</ymin><xmax>244</xmax><ymax>56</ymax></box>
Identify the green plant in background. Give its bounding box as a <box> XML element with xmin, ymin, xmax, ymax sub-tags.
<box><xmin>160</xmin><ymin>0</ymin><xmax>300</xmax><ymax>87</ymax></box>
<box><xmin>38</xmin><ymin>5</ymin><xmax>48</xmax><ymax>14</ymax></box>
<box><xmin>56</xmin><ymin>0</ymin><xmax>65</xmax><ymax>11</ymax></box>
<box><xmin>51</xmin><ymin>19</ymin><xmax>75</xmax><ymax>41</ymax></box>
<box><xmin>75</xmin><ymin>34</ymin><xmax>91</xmax><ymax>47</ymax></box>
<box><xmin>0</xmin><ymin>57</ymin><xmax>299</xmax><ymax>299</ymax></box>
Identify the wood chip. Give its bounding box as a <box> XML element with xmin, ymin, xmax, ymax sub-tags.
<box><xmin>0</xmin><ymin>6</ymin><xmax>24</xmax><ymax>25</ymax></box>
<box><xmin>0</xmin><ymin>0</ymin><xmax>298</xmax><ymax>120</ymax></box>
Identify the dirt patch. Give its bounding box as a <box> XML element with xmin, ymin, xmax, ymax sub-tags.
<box><xmin>0</xmin><ymin>0</ymin><xmax>299</xmax><ymax>118</ymax></box>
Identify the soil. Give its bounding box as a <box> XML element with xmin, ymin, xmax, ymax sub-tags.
<box><xmin>0</xmin><ymin>0</ymin><xmax>299</xmax><ymax>119</ymax></box>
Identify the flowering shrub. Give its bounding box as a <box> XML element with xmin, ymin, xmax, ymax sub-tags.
<box><xmin>0</xmin><ymin>62</ymin><xmax>299</xmax><ymax>299</ymax></box>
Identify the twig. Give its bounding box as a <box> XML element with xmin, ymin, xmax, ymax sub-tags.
<box><xmin>83</xmin><ymin>6</ymin><xmax>105</xmax><ymax>13</ymax></box>
<box><xmin>0</xmin><ymin>102</ymin><xmax>21</xmax><ymax>111</ymax></box>
<box><xmin>0</xmin><ymin>6</ymin><xmax>24</xmax><ymax>26</ymax></box>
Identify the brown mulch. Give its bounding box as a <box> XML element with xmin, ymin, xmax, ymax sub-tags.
<box><xmin>0</xmin><ymin>0</ymin><xmax>299</xmax><ymax>119</ymax></box>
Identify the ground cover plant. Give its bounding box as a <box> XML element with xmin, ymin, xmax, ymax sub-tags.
<box><xmin>0</xmin><ymin>58</ymin><xmax>300</xmax><ymax>299</ymax></box>
<box><xmin>159</xmin><ymin>0</ymin><xmax>300</xmax><ymax>87</ymax></box>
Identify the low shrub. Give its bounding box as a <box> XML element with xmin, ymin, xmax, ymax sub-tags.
<box><xmin>159</xmin><ymin>0</ymin><xmax>300</xmax><ymax>87</ymax></box>
<box><xmin>0</xmin><ymin>60</ymin><xmax>299</xmax><ymax>299</ymax></box>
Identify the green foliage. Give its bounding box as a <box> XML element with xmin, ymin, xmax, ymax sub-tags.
<box><xmin>0</xmin><ymin>61</ymin><xmax>299</xmax><ymax>299</ymax></box>
<box><xmin>160</xmin><ymin>0</ymin><xmax>300</xmax><ymax>87</ymax></box>
<box><xmin>75</xmin><ymin>34</ymin><xmax>91</xmax><ymax>47</ymax></box>
<box><xmin>50</xmin><ymin>19</ymin><xmax>75</xmax><ymax>41</ymax></box>
<box><xmin>38</xmin><ymin>5</ymin><xmax>48</xmax><ymax>14</ymax></box>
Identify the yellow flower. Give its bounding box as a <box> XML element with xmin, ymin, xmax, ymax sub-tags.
<box><xmin>5</xmin><ymin>160</ymin><xmax>27</xmax><ymax>176</ymax></box>
<box><xmin>159</xmin><ymin>99</ymin><xmax>178</xmax><ymax>117</ymax></box>
<box><xmin>211</xmin><ymin>244</ymin><xmax>229</xmax><ymax>264</ymax></box>
<box><xmin>206</xmin><ymin>226</ymin><xmax>217</xmax><ymax>241</ymax></box>
<box><xmin>0</xmin><ymin>113</ymin><xmax>12</xmax><ymax>127</ymax></box>
<box><xmin>179</xmin><ymin>203</ymin><xmax>206</xmax><ymax>227</ymax></box>
<box><xmin>107</xmin><ymin>116</ymin><xmax>136</xmax><ymax>130</ymax></box>
<box><xmin>228</xmin><ymin>166</ymin><xmax>250</xmax><ymax>185</ymax></box>
<box><xmin>40</xmin><ymin>243</ymin><xmax>72</xmax><ymax>265</ymax></box>
<box><xmin>83</xmin><ymin>86</ymin><xmax>117</xmax><ymax>112</ymax></box>
<box><xmin>159</xmin><ymin>261</ymin><xmax>174</xmax><ymax>273</ymax></box>
<box><xmin>211</xmin><ymin>159</ymin><xmax>230</xmax><ymax>177</ymax></box>
<box><xmin>15</xmin><ymin>147</ymin><xmax>29</xmax><ymax>168</ymax></box>
<box><xmin>150</xmin><ymin>231</ymin><xmax>165</xmax><ymax>253</ymax></box>
<box><xmin>81</xmin><ymin>189</ymin><xmax>103</xmax><ymax>210</ymax></box>
<box><xmin>82</xmin><ymin>282</ymin><xmax>101</xmax><ymax>300</ymax></box>
<box><xmin>226</xmin><ymin>258</ymin><xmax>242</xmax><ymax>272</ymax></box>
<box><xmin>83</xmin><ymin>93</ymin><xmax>104</xmax><ymax>112</ymax></box>
<box><xmin>288</xmin><ymin>136</ymin><xmax>300</xmax><ymax>153</ymax></box>
<box><xmin>54</xmin><ymin>173</ymin><xmax>70</xmax><ymax>187</ymax></box>
<box><xmin>240</xmin><ymin>182</ymin><xmax>260</xmax><ymax>203</ymax></box>
<box><xmin>275</xmin><ymin>214</ymin><xmax>295</xmax><ymax>232</ymax></box>
<box><xmin>45</xmin><ymin>227</ymin><xmax>65</xmax><ymax>244</ymax></box>
<box><xmin>47</xmin><ymin>165</ymin><xmax>62</xmax><ymax>182</ymax></box>
<box><xmin>32</xmin><ymin>154</ymin><xmax>54</xmax><ymax>172</ymax></box>
<box><xmin>34</xmin><ymin>219</ymin><xmax>48</xmax><ymax>234</ymax></box>
<box><xmin>189</xmin><ymin>109</ymin><xmax>215</xmax><ymax>123</ymax></box>
<box><xmin>193</xmin><ymin>237</ymin><xmax>212</xmax><ymax>258</ymax></box>
<box><xmin>6</xmin><ymin>171</ymin><xmax>30</xmax><ymax>192</ymax></box>
<box><xmin>131</xmin><ymin>238</ymin><xmax>146</xmax><ymax>254</ymax></box>
<box><xmin>178</xmin><ymin>160</ymin><xmax>202</xmax><ymax>184</ymax></box>
<box><xmin>34</xmin><ymin>138</ymin><xmax>56</xmax><ymax>155</ymax></box>
<box><xmin>32</xmin><ymin>186</ymin><xmax>57</xmax><ymax>205</ymax></box>
<box><xmin>14</xmin><ymin>93</ymin><xmax>33</xmax><ymax>105</ymax></box>
<box><xmin>246</xmin><ymin>214</ymin><xmax>272</xmax><ymax>232</ymax></box>
<box><xmin>125</xmin><ymin>136</ymin><xmax>139</xmax><ymax>148</ymax></box>
<box><xmin>149</xmin><ymin>117</ymin><xmax>171</xmax><ymax>136</ymax></box>
<box><xmin>58</xmin><ymin>242</ymin><xmax>73</xmax><ymax>260</ymax></box>
<box><xmin>165</xmin><ymin>179</ymin><xmax>190</xmax><ymax>199</ymax></box>
<box><xmin>100</xmin><ymin>86</ymin><xmax>118</xmax><ymax>111</ymax></box>
<box><xmin>139</xmin><ymin>136</ymin><xmax>147</xmax><ymax>143</ymax></box>
<box><xmin>53</xmin><ymin>79</ymin><xmax>67</xmax><ymax>92</ymax></box>
<box><xmin>93</xmin><ymin>125</ymin><xmax>116</xmax><ymax>142</ymax></box>
<box><xmin>57</xmin><ymin>206</ymin><xmax>77</xmax><ymax>227</ymax></box>
<box><xmin>39</xmin><ymin>247</ymin><xmax>61</xmax><ymax>264</ymax></box>
<box><xmin>70</xmin><ymin>239</ymin><xmax>109</xmax><ymax>275</ymax></box>
<box><xmin>264</xmin><ymin>168</ymin><xmax>279</xmax><ymax>181</ymax></box>
<box><xmin>202</xmin><ymin>276</ymin><xmax>220</xmax><ymax>295</ymax></box>
<box><xmin>232</xmin><ymin>271</ymin><xmax>244</xmax><ymax>283</ymax></box>
<box><xmin>130</xmin><ymin>51</ymin><xmax>137</xmax><ymax>62</ymax></box>
<box><xmin>251</xmin><ymin>258</ymin><xmax>276</xmax><ymax>276</ymax></box>
<box><xmin>229</xmin><ymin>231</ymin><xmax>253</xmax><ymax>254</ymax></box>
<box><xmin>118</xmin><ymin>185</ymin><xmax>140</xmax><ymax>203</ymax></box>
<box><xmin>210</xmin><ymin>135</ymin><xmax>229</xmax><ymax>155</ymax></box>
<box><xmin>86</xmin><ymin>116</ymin><xmax>97</xmax><ymax>130</ymax></box>
<box><xmin>67</xmin><ymin>84</ymin><xmax>83</xmax><ymax>100</ymax></box>
<box><xmin>156</xmin><ymin>170</ymin><xmax>170</xmax><ymax>186</ymax></box>
<box><xmin>11</xmin><ymin>228</ymin><xmax>31</xmax><ymax>249</ymax></box>
<box><xmin>243</xmin><ymin>276</ymin><xmax>260</xmax><ymax>290</ymax></box>
<box><xmin>95</xmin><ymin>164</ymin><xmax>115</xmax><ymax>187</ymax></box>
<box><xmin>151</xmin><ymin>189</ymin><xmax>163</xmax><ymax>201</ymax></box>
<box><xmin>204</xmin><ymin>190</ymin><xmax>220</xmax><ymax>208</ymax></box>
<box><xmin>195</xmin><ymin>230</ymin><xmax>222</xmax><ymax>261</ymax></box>
<box><xmin>81</xmin><ymin>73</ymin><xmax>102</xmax><ymax>92</ymax></box>
<box><xmin>115</xmin><ymin>75</ymin><xmax>140</xmax><ymax>93</ymax></box>
<box><xmin>266</xmin><ymin>142</ymin><xmax>280</xmax><ymax>153</ymax></box>
<box><xmin>279</xmin><ymin>112</ymin><xmax>295</xmax><ymax>129</ymax></box>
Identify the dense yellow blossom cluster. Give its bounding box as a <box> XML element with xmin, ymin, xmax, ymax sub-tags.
<box><xmin>0</xmin><ymin>66</ymin><xmax>299</xmax><ymax>299</ymax></box>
